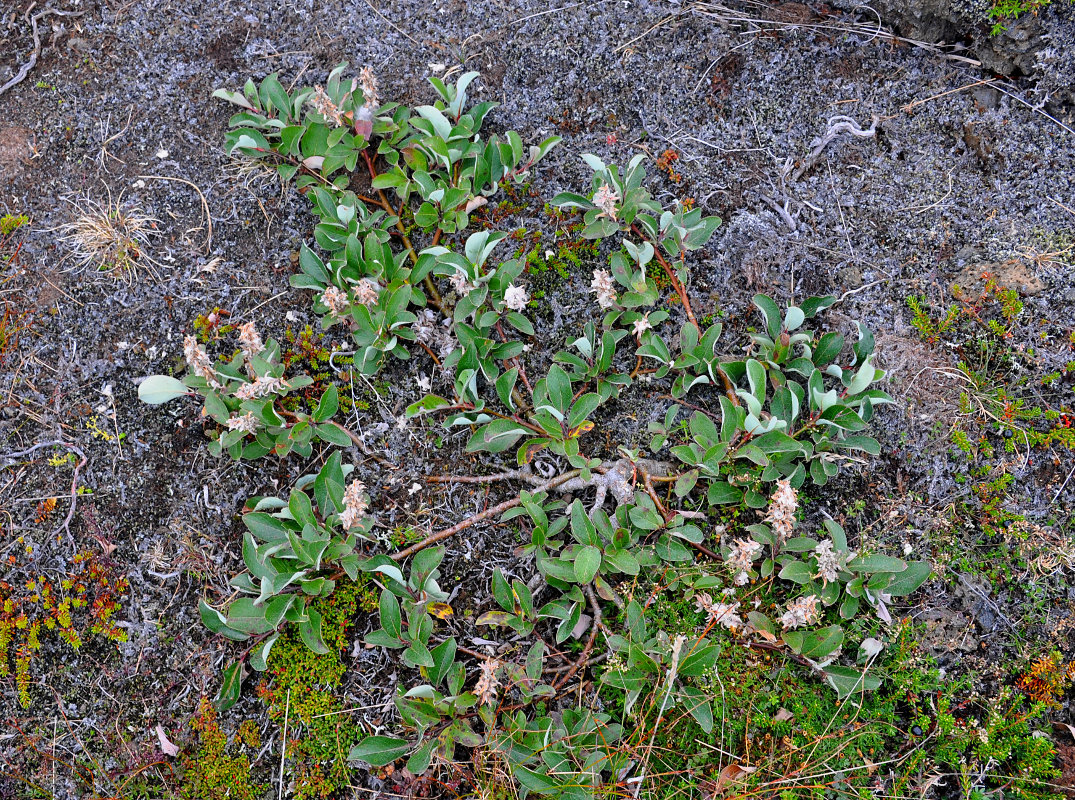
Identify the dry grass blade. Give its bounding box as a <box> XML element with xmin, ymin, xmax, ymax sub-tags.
<box><xmin>55</xmin><ymin>192</ymin><xmax>162</xmax><ymax>283</ymax></box>
<box><xmin>137</xmin><ymin>174</ymin><xmax>213</xmax><ymax>254</ymax></box>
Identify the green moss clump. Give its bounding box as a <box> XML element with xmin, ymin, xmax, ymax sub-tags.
<box><xmin>0</xmin><ymin>213</ymin><xmax>29</xmax><ymax>236</ymax></box>
<box><xmin>181</xmin><ymin>698</ymin><xmax>266</xmax><ymax>800</ymax></box>
<box><xmin>257</xmin><ymin>579</ymin><xmax>372</xmax><ymax>799</ymax></box>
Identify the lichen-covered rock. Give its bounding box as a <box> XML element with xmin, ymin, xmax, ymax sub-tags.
<box><xmin>827</xmin><ymin>0</ymin><xmax>1075</xmax><ymax>90</ymax></box>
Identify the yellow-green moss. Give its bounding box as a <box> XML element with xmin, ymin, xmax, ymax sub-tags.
<box><xmin>257</xmin><ymin>579</ymin><xmax>371</xmax><ymax>799</ymax></box>
<box><xmin>181</xmin><ymin>697</ymin><xmax>266</xmax><ymax>800</ymax></box>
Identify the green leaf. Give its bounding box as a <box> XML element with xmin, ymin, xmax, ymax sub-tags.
<box><xmin>215</xmin><ymin>661</ymin><xmax>244</xmax><ymax>710</ymax></box>
<box><xmin>526</xmin><ymin>641</ymin><xmax>544</xmax><ymax>681</ymax></box>
<box><xmin>550</xmin><ymin>191</ymin><xmax>595</xmax><ymax>211</ymax></box>
<box><xmin>800</xmin><ymin>295</ymin><xmax>836</xmax><ymax>318</ymax></box>
<box><xmin>406</xmin><ymin>394</ymin><xmax>453</xmax><ymax>417</ymax></box>
<box><xmin>348</xmin><ymin>736</ymin><xmax>411</xmax><ymax>767</ymax></box>
<box><xmin>415</xmin><ymin>202</ymin><xmax>438</xmax><ymax>229</ymax></box>
<box><xmin>812</xmin><ymin>332</ymin><xmax>844</xmax><ymax>367</ymax></box>
<box><xmin>568</xmin><ymin>393</ymin><xmax>601</xmax><ymax>430</ymax></box>
<box><xmin>212</xmin><ymin>87</ymin><xmax>256</xmax><ymax>111</ymax></box>
<box><xmin>674</xmin><ymin>470</ymin><xmax>698</xmax><ymax>497</ymax></box>
<box><xmin>603</xmin><ymin>548</ymin><xmax>640</xmax><ymax>575</ymax></box>
<box><xmin>404</xmin><ymin>641</ymin><xmax>436</xmax><ymax>668</ymax></box>
<box><xmin>707</xmin><ymin>481</ymin><xmax>742</xmax><ymax>505</ymax></box>
<box><xmin>314</xmin><ymin>421</ymin><xmax>354</xmax><ymax>449</ymax></box>
<box><xmin>410</xmin><ymin>546</ymin><xmax>445</xmax><ymax>588</ymax></box>
<box><xmin>783</xmin><ymin>537</ymin><xmax>819</xmax><ymax>552</ymax></box>
<box><xmin>823</xmin><ymin>666</ymin><xmax>881</xmax><ymax>698</ymax></box>
<box><xmin>569</xmin><ymin>501</ymin><xmax>599</xmax><ymax>546</ymax></box>
<box><xmin>138</xmin><ymin>375</ymin><xmax>190</xmax><ymax>405</ymax></box>
<box><xmin>244</xmin><ymin>511</ymin><xmax>290</xmax><ymax>544</ymax></box>
<box><xmin>679</xmin><ymin>643</ymin><xmax>720</xmax><ymax>677</ymax></box>
<box><xmin>746</xmin><ymin>358</ymin><xmax>767</xmax><ymax>403</ymax></box>
<box><xmin>288</xmin><ymin>489</ymin><xmax>316</xmax><ymax>529</ymax></box>
<box><xmin>466</xmin><ymin>419</ymin><xmax>530</xmax><ymax>454</ymax></box>
<box><xmin>298</xmin><ymin>608</ymin><xmax>331</xmax><ymax>654</ymax></box>
<box><xmin>495</xmin><ymin>368</ymin><xmax>519</xmax><ymax>411</ymax></box>
<box><xmin>225</xmin><ymin>598</ymin><xmax>273</xmax><ymax>635</ymax></box>
<box><xmin>260</xmin><ymin>73</ymin><xmax>292</xmax><ymax>117</ymax></box>
<box><xmin>506</xmin><ymin>311</ymin><xmax>534</xmax><ymax>335</ymax></box>
<box><xmin>840</xmin><ymin>595</ymin><xmax>860</xmax><ymax>619</ymax></box>
<box><xmin>199</xmin><ymin>599</ymin><xmax>228</xmax><ymax>633</ymax></box>
<box><xmin>848</xmin><ymin>554</ymin><xmax>907</xmax><ymax>573</ymax></box>
<box><xmin>368</xmin><ymin>563</ymin><xmax>406</xmax><ymax>585</ymax></box>
<box><xmin>846</xmin><ymin>357</ymin><xmax>877</xmax><ymax>396</ymax></box>
<box><xmin>264</xmin><ymin>595</ymin><xmax>293</xmax><ymax>629</ymax></box>
<box><xmin>885</xmin><ymin>562</ymin><xmax>931</xmax><ymax>596</ymax></box>
<box><xmin>823</xmin><ymin>519</ymin><xmax>848</xmax><ymax>551</ymax></box>
<box><xmin>249</xmin><ymin>633</ymin><xmax>280</xmax><ymax>672</ymax></box>
<box><xmin>753</xmin><ymin>294</ymin><xmax>783</xmax><ymax>339</ymax></box>
<box><xmin>852</xmin><ymin>321</ymin><xmax>875</xmax><ymax>366</ymax></box>
<box><xmin>778</xmin><ymin>561</ymin><xmax>814</xmax><ymax>584</ymax></box>
<box><xmin>681</xmin><ymin>685</ymin><xmax>714</xmax><ymax>734</ymax></box>
<box><xmin>426</xmin><ymin>637</ymin><xmax>457</xmax><ymax>688</ymax></box>
<box><xmin>379</xmin><ymin>589</ymin><xmax>402</xmax><ymax>639</ymax></box>
<box><xmin>514</xmin><ymin>765</ymin><xmax>560</xmax><ymax>794</ymax></box>
<box><xmin>829</xmin><ymin>435</ymin><xmax>880</xmax><ymax>455</ymax></box>
<box><xmin>784</xmin><ymin>306</ymin><xmax>805</xmax><ymax>331</ymax></box>
<box><xmin>573</xmin><ymin>546</ymin><xmax>602</xmax><ymax>584</ymax></box>
<box><xmin>406</xmin><ymin>740</ymin><xmax>435</xmax><ymax>775</ymax></box>
<box><xmin>312</xmin><ymin>384</ymin><xmax>339</xmax><ymax>422</ymax></box>
<box><xmin>798</xmin><ymin>625</ymin><xmax>844</xmax><ymax>659</ymax></box>
<box><xmin>545</xmin><ymin>365</ymin><xmax>573</xmax><ymax>414</ymax></box>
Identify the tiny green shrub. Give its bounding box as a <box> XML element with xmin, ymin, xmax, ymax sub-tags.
<box><xmin>134</xmin><ymin>65</ymin><xmax>947</xmax><ymax>797</ymax></box>
<box><xmin>181</xmin><ymin>698</ymin><xmax>266</xmax><ymax>800</ymax></box>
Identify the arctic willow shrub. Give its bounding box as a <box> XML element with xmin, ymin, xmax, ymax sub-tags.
<box><xmin>351</xmin><ymin>485</ymin><xmax>929</xmax><ymax>788</ymax></box>
<box><xmin>134</xmin><ymin>73</ymin><xmax>930</xmax><ymax>793</ymax></box>
<box><xmin>138</xmin><ymin>333</ymin><xmax>348</xmax><ymax>460</ymax></box>
<box><xmin>647</xmin><ymin>294</ymin><xmax>894</xmax><ymax>507</ymax></box>
<box><xmin>215</xmin><ymin>66</ymin><xmax>559</xmax><ymax>376</ymax></box>
<box><xmin>198</xmin><ymin>454</ymin><xmax>373</xmax><ymax>667</ymax></box>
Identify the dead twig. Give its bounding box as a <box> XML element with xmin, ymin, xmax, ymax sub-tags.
<box><xmin>900</xmin><ymin>78</ymin><xmax>998</xmax><ymax>114</ymax></box>
<box><xmin>1050</xmin><ymin>196</ymin><xmax>1075</xmax><ymax>218</ymax></box>
<box><xmin>361</xmin><ymin>0</ymin><xmax>420</xmax><ymax>45</ymax></box>
<box><xmin>980</xmin><ymin>83</ymin><xmax>1075</xmax><ymax>140</ymax></box>
<box><xmin>391</xmin><ymin>469</ymin><xmax>582</xmax><ymax>561</ymax></box>
<box><xmin>790</xmin><ymin>115</ymin><xmax>878</xmax><ymax>182</ymax></box>
<box><xmin>0</xmin><ymin>6</ymin><xmax>85</xmax><ymax>97</ymax></box>
<box><xmin>553</xmin><ymin>585</ymin><xmax>603</xmax><ymax>690</ymax></box>
<box><xmin>325</xmin><ymin>420</ymin><xmax>398</xmax><ymax>470</ymax></box>
<box><xmin>137</xmin><ymin>174</ymin><xmax>213</xmax><ymax>254</ymax></box>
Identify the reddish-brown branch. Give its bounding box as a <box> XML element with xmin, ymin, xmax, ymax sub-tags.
<box><xmin>494</xmin><ymin>320</ymin><xmax>532</xmax><ymax>408</ymax></box>
<box><xmin>391</xmin><ymin>469</ymin><xmax>581</xmax><ymax>561</ymax></box>
<box><xmin>416</xmin><ymin>340</ymin><xmax>441</xmax><ymax>365</ymax></box>
<box><xmin>630</xmin><ymin>223</ymin><xmax>699</xmax><ymax>331</ymax></box>
<box><xmin>553</xmin><ymin>586</ymin><xmax>603</xmax><ymax>690</ymax></box>
<box><xmin>360</xmin><ymin>148</ymin><xmax>447</xmax><ymax>315</ymax></box>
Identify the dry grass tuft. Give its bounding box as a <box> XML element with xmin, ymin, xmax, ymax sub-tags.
<box><xmin>56</xmin><ymin>192</ymin><xmax>161</xmax><ymax>282</ymax></box>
